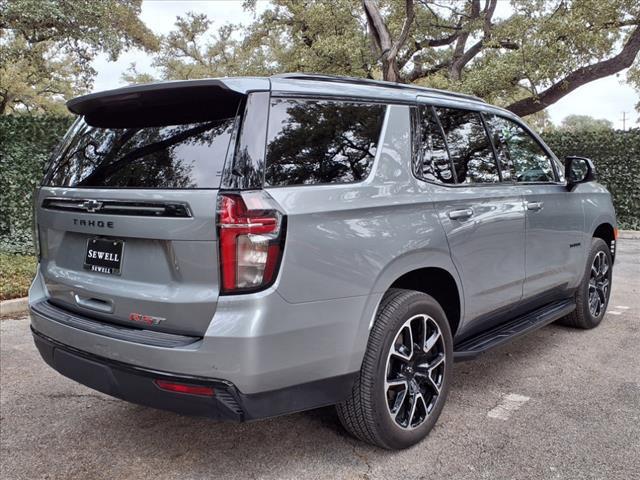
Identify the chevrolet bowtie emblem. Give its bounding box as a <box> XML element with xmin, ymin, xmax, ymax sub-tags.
<box><xmin>81</xmin><ymin>199</ymin><xmax>103</xmax><ymax>213</ymax></box>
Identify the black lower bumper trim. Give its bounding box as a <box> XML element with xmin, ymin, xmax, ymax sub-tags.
<box><xmin>32</xmin><ymin>300</ymin><xmax>200</xmax><ymax>348</ymax></box>
<box><xmin>31</xmin><ymin>327</ymin><xmax>357</xmax><ymax>421</ymax></box>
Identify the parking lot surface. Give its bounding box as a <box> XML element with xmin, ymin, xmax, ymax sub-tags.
<box><xmin>1</xmin><ymin>239</ymin><xmax>639</xmax><ymax>480</ymax></box>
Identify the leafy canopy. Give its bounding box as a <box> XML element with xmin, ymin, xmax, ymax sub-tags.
<box><xmin>559</xmin><ymin>114</ymin><xmax>614</xmax><ymax>132</ymax></box>
<box><xmin>126</xmin><ymin>0</ymin><xmax>640</xmax><ymax>117</ymax></box>
<box><xmin>0</xmin><ymin>0</ymin><xmax>158</xmax><ymax>114</ymax></box>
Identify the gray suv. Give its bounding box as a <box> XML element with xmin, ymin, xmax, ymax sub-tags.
<box><xmin>29</xmin><ymin>74</ymin><xmax>617</xmax><ymax>449</ymax></box>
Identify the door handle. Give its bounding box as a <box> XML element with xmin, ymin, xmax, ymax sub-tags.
<box><xmin>448</xmin><ymin>208</ymin><xmax>474</xmax><ymax>220</ymax></box>
<box><xmin>526</xmin><ymin>201</ymin><xmax>543</xmax><ymax>211</ymax></box>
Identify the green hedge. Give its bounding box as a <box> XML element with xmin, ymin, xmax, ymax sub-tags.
<box><xmin>544</xmin><ymin>129</ymin><xmax>640</xmax><ymax>230</ymax></box>
<box><xmin>0</xmin><ymin>115</ymin><xmax>73</xmax><ymax>254</ymax></box>
<box><xmin>0</xmin><ymin>116</ymin><xmax>638</xmax><ymax>255</ymax></box>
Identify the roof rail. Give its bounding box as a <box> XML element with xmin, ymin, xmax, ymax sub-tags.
<box><xmin>272</xmin><ymin>73</ymin><xmax>485</xmax><ymax>103</ymax></box>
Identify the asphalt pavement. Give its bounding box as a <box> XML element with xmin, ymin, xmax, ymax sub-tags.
<box><xmin>1</xmin><ymin>239</ymin><xmax>639</xmax><ymax>480</ymax></box>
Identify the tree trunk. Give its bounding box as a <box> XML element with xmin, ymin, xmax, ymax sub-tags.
<box><xmin>382</xmin><ymin>58</ymin><xmax>402</xmax><ymax>82</ymax></box>
<box><xmin>363</xmin><ymin>0</ymin><xmax>414</xmax><ymax>83</ymax></box>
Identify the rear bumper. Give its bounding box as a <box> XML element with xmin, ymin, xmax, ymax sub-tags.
<box><xmin>28</xmin><ymin>266</ymin><xmax>368</xmax><ymax>418</ymax></box>
<box><xmin>29</xmin><ymin>268</ymin><xmax>373</xmax><ymax>396</ymax></box>
<box><xmin>32</xmin><ymin>327</ymin><xmax>357</xmax><ymax>421</ymax></box>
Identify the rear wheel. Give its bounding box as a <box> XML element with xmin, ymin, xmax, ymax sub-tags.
<box><xmin>336</xmin><ymin>288</ymin><xmax>453</xmax><ymax>449</ymax></box>
<box><xmin>560</xmin><ymin>237</ymin><xmax>612</xmax><ymax>329</ymax></box>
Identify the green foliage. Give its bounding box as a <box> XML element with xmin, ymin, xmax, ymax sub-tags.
<box><xmin>0</xmin><ymin>253</ymin><xmax>36</xmax><ymax>300</ymax></box>
<box><xmin>0</xmin><ymin>0</ymin><xmax>158</xmax><ymax>114</ymax></box>
<box><xmin>0</xmin><ymin>115</ymin><xmax>73</xmax><ymax>253</ymax></box>
<box><xmin>558</xmin><ymin>115</ymin><xmax>614</xmax><ymax>132</ymax></box>
<box><xmin>125</xmin><ymin>1</ymin><xmax>371</xmax><ymax>83</ymax></box>
<box><xmin>544</xmin><ymin>129</ymin><xmax>640</xmax><ymax>230</ymax></box>
<box><xmin>125</xmin><ymin>0</ymin><xmax>640</xmax><ymax>117</ymax></box>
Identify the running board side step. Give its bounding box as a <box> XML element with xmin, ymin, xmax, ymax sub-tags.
<box><xmin>453</xmin><ymin>299</ymin><xmax>575</xmax><ymax>361</ymax></box>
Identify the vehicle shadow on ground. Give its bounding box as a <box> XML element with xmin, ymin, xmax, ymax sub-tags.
<box><xmin>65</xmin><ymin>322</ymin><xmax>573</xmax><ymax>468</ymax></box>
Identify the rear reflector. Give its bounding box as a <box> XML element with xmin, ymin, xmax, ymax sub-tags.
<box><xmin>154</xmin><ymin>380</ymin><xmax>215</xmax><ymax>397</ymax></box>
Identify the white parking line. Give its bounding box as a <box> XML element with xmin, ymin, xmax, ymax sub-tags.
<box><xmin>615</xmin><ymin>306</ymin><xmax>630</xmax><ymax>310</ymax></box>
<box><xmin>487</xmin><ymin>393</ymin><xmax>530</xmax><ymax>420</ymax></box>
<box><xmin>608</xmin><ymin>311</ymin><xmax>622</xmax><ymax>315</ymax></box>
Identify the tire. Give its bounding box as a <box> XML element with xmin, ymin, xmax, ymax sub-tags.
<box><xmin>560</xmin><ymin>237</ymin><xmax>613</xmax><ymax>329</ymax></box>
<box><xmin>336</xmin><ymin>288</ymin><xmax>453</xmax><ymax>449</ymax></box>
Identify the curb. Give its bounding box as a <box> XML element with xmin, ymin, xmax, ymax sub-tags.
<box><xmin>0</xmin><ymin>297</ymin><xmax>29</xmax><ymax>317</ymax></box>
<box><xmin>619</xmin><ymin>230</ymin><xmax>640</xmax><ymax>240</ymax></box>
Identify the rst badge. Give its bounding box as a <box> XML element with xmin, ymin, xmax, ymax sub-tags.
<box><xmin>84</xmin><ymin>237</ymin><xmax>124</xmax><ymax>275</ymax></box>
<box><xmin>129</xmin><ymin>312</ymin><xmax>166</xmax><ymax>326</ymax></box>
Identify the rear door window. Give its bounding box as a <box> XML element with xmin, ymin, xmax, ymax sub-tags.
<box><xmin>44</xmin><ymin>118</ymin><xmax>236</xmax><ymax>188</ymax></box>
<box><xmin>265</xmin><ymin>98</ymin><xmax>386</xmax><ymax>186</ymax></box>
<box><xmin>415</xmin><ymin>106</ymin><xmax>455</xmax><ymax>184</ymax></box>
<box><xmin>484</xmin><ymin>115</ymin><xmax>556</xmax><ymax>183</ymax></box>
<box><xmin>434</xmin><ymin>107</ymin><xmax>500</xmax><ymax>184</ymax></box>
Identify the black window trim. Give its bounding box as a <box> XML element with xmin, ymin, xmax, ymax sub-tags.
<box><xmin>429</xmin><ymin>105</ymin><xmax>459</xmax><ymax>184</ymax></box>
<box><xmin>413</xmin><ymin>100</ymin><xmax>565</xmax><ymax>188</ymax></box>
<box><xmin>261</xmin><ymin>95</ymin><xmax>390</xmax><ymax>189</ymax></box>
<box><xmin>478</xmin><ymin>112</ymin><xmax>504</xmax><ymax>183</ymax></box>
<box><xmin>221</xmin><ymin>92</ymin><xmax>268</xmax><ymax>190</ymax></box>
<box><xmin>413</xmin><ymin>103</ymin><xmax>510</xmax><ymax>188</ymax></box>
<box><xmin>410</xmin><ymin>106</ymin><xmax>422</xmax><ymax>181</ymax></box>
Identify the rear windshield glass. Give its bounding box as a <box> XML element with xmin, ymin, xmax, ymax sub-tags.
<box><xmin>265</xmin><ymin>99</ymin><xmax>386</xmax><ymax>186</ymax></box>
<box><xmin>44</xmin><ymin>118</ymin><xmax>235</xmax><ymax>188</ymax></box>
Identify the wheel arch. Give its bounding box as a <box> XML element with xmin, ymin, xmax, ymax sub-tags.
<box><xmin>592</xmin><ymin>222</ymin><xmax>616</xmax><ymax>261</ymax></box>
<box><xmin>362</xmin><ymin>249</ymin><xmax>464</xmax><ymax>339</ymax></box>
<box><xmin>388</xmin><ymin>268</ymin><xmax>462</xmax><ymax>338</ymax></box>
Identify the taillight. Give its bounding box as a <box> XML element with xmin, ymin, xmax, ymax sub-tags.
<box><xmin>217</xmin><ymin>191</ymin><xmax>286</xmax><ymax>294</ymax></box>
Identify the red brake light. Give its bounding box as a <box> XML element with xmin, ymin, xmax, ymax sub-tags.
<box><xmin>217</xmin><ymin>191</ymin><xmax>286</xmax><ymax>294</ymax></box>
<box><xmin>154</xmin><ymin>380</ymin><xmax>215</xmax><ymax>397</ymax></box>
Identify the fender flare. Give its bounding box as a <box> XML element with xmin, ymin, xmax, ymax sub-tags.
<box><xmin>348</xmin><ymin>247</ymin><xmax>464</xmax><ymax>372</ymax></box>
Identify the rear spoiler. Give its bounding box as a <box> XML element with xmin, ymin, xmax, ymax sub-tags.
<box><xmin>66</xmin><ymin>78</ymin><xmax>270</xmax><ymax>128</ymax></box>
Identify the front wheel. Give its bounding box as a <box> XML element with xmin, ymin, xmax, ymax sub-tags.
<box><xmin>336</xmin><ymin>289</ymin><xmax>453</xmax><ymax>449</ymax></box>
<box><xmin>560</xmin><ymin>237</ymin><xmax>613</xmax><ymax>329</ymax></box>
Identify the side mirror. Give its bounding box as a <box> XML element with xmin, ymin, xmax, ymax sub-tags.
<box><xmin>565</xmin><ymin>156</ymin><xmax>596</xmax><ymax>190</ymax></box>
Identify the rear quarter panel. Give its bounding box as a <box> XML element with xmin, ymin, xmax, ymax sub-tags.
<box><xmin>265</xmin><ymin>104</ymin><xmax>463</xmax><ymax>363</ymax></box>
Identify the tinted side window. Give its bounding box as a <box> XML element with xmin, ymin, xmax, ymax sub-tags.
<box><xmin>434</xmin><ymin>108</ymin><xmax>499</xmax><ymax>184</ymax></box>
<box><xmin>416</xmin><ymin>106</ymin><xmax>454</xmax><ymax>184</ymax></box>
<box><xmin>485</xmin><ymin>116</ymin><xmax>555</xmax><ymax>183</ymax></box>
<box><xmin>265</xmin><ymin>99</ymin><xmax>386</xmax><ymax>186</ymax></box>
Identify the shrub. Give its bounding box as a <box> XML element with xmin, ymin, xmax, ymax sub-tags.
<box><xmin>0</xmin><ymin>253</ymin><xmax>37</xmax><ymax>301</ymax></box>
<box><xmin>543</xmin><ymin>129</ymin><xmax>640</xmax><ymax>230</ymax></box>
<box><xmin>0</xmin><ymin>115</ymin><xmax>73</xmax><ymax>254</ymax></box>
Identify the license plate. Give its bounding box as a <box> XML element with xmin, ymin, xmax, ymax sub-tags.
<box><xmin>84</xmin><ymin>238</ymin><xmax>124</xmax><ymax>275</ymax></box>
